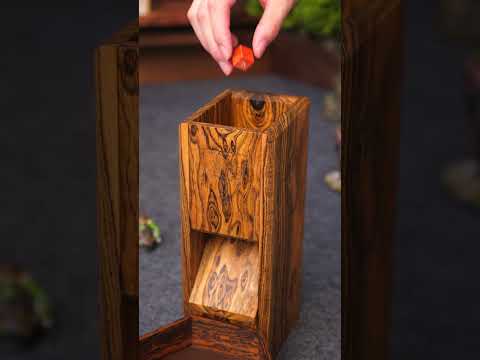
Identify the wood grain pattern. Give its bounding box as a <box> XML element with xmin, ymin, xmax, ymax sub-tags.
<box><xmin>189</xmin><ymin>236</ymin><xmax>260</xmax><ymax>327</ymax></box>
<box><xmin>191</xmin><ymin>316</ymin><xmax>268</xmax><ymax>360</ymax></box>
<box><xmin>179</xmin><ymin>126</ymin><xmax>205</xmax><ymax>314</ymax></box>
<box><xmin>96</xmin><ymin>26</ymin><xmax>138</xmax><ymax>360</ymax></box>
<box><xmin>257</xmin><ymin>97</ymin><xmax>310</xmax><ymax>357</ymax></box>
<box><xmin>140</xmin><ymin>317</ymin><xmax>272</xmax><ymax>360</ymax></box>
<box><xmin>140</xmin><ymin>318</ymin><xmax>192</xmax><ymax>360</ymax></box>
<box><xmin>187</xmin><ymin>123</ymin><xmax>267</xmax><ymax>241</ymax></box>
<box><xmin>342</xmin><ymin>1</ymin><xmax>403</xmax><ymax>359</ymax></box>
<box><xmin>139</xmin><ymin>316</ymin><xmax>272</xmax><ymax>360</ymax></box>
<box><xmin>231</xmin><ymin>91</ymin><xmax>298</xmax><ymax>131</ymax></box>
<box><xmin>179</xmin><ymin>90</ymin><xmax>310</xmax><ymax>358</ymax></box>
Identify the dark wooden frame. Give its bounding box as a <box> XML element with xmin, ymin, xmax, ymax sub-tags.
<box><xmin>96</xmin><ymin>22</ymin><xmax>139</xmax><ymax>360</ymax></box>
<box><xmin>341</xmin><ymin>1</ymin><xmax>403</xmax><ymax>360</ymax></box>
<box><xmin>96</xmin><ymin>0</ymin><xmax>404</xmax><ymax>357</ymax></box>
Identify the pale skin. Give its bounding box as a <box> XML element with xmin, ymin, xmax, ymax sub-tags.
<box><xmin>187</xmin><ymin>0</ymin><xmax>296</xmax><ymax>75</ymax></box>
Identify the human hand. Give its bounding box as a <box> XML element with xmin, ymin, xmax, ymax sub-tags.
<box><xmin>187</xmin><ymin>0</ymin><xmax>296</xmax><ymax>75</ymax></box>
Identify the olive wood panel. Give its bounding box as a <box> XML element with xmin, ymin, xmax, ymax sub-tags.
<box><xmin>189</xmin><ymin>236</ymin><xmax>260</xmax><ymax>327</ymax></box>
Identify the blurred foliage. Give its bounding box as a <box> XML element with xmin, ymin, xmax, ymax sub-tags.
<box><xmin>139</xmin><ymin>215</ymin><xmax>162</xmax><ymax>250</ymax></box>
<box><xmin>0</xmin><ymin>266</ymin><xmax>52</xmax><ymax>338</ymax></box>
<box><xmin>245</xmin><ymin>0</ymin><xmax>341</xmax><ymax>38</ymax></box>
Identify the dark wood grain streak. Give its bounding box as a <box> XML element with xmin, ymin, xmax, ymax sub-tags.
<box><xmin>96</xmin><ymin>25</ymin><xmax>139</xmax><ymax>360</ymax></box>
<box><xmin>341</xmin><ymin>1</ymin><xmax>403</xmax><ymax>359</ymax></box>
<box><xmin>140</xmin><ymin>318</ymin><xmax>192</xmax><ymax>360</ymax></box>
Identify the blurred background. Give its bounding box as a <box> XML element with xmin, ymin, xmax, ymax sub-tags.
<box><xmin>0</xmin><ymin>2</ymin><xmax>134</xmax><ymax>359</ymax></box>
<box><xmin>392</xmin><ymin>1</ymin><xmax>480</xmax><ymax>358</ymax></box>
<box><xmin>1</xmin><ymin>0</ymin><xmax>479</xmax><ymax>359</ymax></box>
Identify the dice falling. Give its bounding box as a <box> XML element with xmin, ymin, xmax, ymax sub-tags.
<box><xmin>232</xmin><ymin>45</ymin><xmax>254</xmax><ymax>72</ymax></box>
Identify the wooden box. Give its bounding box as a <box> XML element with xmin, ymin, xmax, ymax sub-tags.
<box><xmin>140</xmin><ymin>90</ymin><xmax>310</xmax><ymax>359</ymax></box>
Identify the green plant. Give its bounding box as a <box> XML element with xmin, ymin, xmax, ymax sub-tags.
<box><xmin>139</xmin><ymin>218</ymin><xmax>161</xmax><ymax>240</ymax></box>
<box><xmin>245</xmin><ymin>0</ymin><xmax>340</xmax><ymax>38</ymax></box>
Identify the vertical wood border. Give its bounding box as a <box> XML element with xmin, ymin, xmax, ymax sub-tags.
<box><xmin>341</xmin><ymin>1</ymin><xmax>403</xmax><ymax>359</ymax></box>
<box><xmin>96</xmin><ymin>23</ymin><xmax>139</xmax><ymax>360</ymax></box>
<box><xmin>258</xmin><ymin>98</ymin><xmax>310</xmax><ymax>357</ymax></box>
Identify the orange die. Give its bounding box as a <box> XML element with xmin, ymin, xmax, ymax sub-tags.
<box><xmin>231</xmin><ymin>45</ymin><xmax>254</xmax><ymax>71</ymax></box>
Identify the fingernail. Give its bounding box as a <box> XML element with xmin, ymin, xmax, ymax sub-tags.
<box><xmin>255</xmin><ymin>40</ymin><xmax>267</xmax><ymax>59</ymax></box>
<box><xmin>220</xmin><ymin>44</ymin><xmax>231</xmax><ymax>60</ymax></box>
<box><xmin>219</xmin><ymin>61</ymin><xmax>232</xmax><ymax>76</ymax></box>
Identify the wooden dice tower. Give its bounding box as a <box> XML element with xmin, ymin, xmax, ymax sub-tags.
<box><xmin>97</xmin><ymin>1</ymin><xmax>402</xmax><ymax>358</ymax></box>
<box><xmin>144</xmin><ymin>89</ymin><xmax>310</xmax><ymax>360</ymax></box>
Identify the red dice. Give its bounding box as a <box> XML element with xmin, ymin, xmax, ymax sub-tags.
<box><xmin>232</xmin><ymin>45</ymin><xmax>254</xmax><ymax>71</ymax></box>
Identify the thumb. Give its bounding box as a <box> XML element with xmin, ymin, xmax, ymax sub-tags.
<box><xmin>252</xmin><ymin>0</ymin><xmax>295</xmax><ymax>58</ymax></box>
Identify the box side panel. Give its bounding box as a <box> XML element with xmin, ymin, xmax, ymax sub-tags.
<box><xmin>117</xmin><ymin>44</ymin><xmax>140</xmax><ymax>360</ymax></box>
<box><xmin>285</xmin><ymin>99</ymin><xmax>310</xmax><ymax>332</ymax></box>
<box><xmin>257</xmin><ymin>98</ymin><xmax>310</xmax><ymax>356</ymax></box>
<box><xmin>97</xmin><ymin>42</ymin><xmax>139</xmax><ymax>360</ymax></box>
<box><xmin>97</xmin><ymin>43</ymin><xmax>122</xmax><ymax>360</ymax></box>
<box><xmin>179</xmin><ymin>123</ymin><xmax>206</xmax><ymax>314</ymax></box>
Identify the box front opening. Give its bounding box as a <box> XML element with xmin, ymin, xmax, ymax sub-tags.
<box><xmin>188</xmin><ymin>233</ymin><xmax>260</xmax><ymax>328</ymax></box>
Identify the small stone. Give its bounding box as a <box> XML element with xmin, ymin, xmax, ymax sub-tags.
<box><xmin>325</xmin><ymin>170</ymin><xmax>341</xmax><ymax>193</ymax></box>
<box><xmin>139</xmin><ymin>215</ymin><xmax>162</xmax><ymax>250</ymax></box>
<box><xmin>0</xmin><ymin>265</ymin><xmax>53</xmax><ymax>341</ymax></box>
<box><xmin>232</xmin><ymin>45</ymin><xmax>254</xmax><ymax>72</ymax></box>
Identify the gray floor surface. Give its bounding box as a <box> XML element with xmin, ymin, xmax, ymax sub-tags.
<box><xmin>139</xmin><ymin>75</ymin><xmax>341</xmax><ymax>359</ymax></box>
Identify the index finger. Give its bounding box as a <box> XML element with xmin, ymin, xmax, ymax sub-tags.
<box><xmin>208</xmin><ymin>0</ymin><xmax>236</xmax><ymax>60</ymax></box>
<box><xmin>252</xmin><ymin>0</ymin><xmax>294</xmax><ymax>58</ymax></box>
